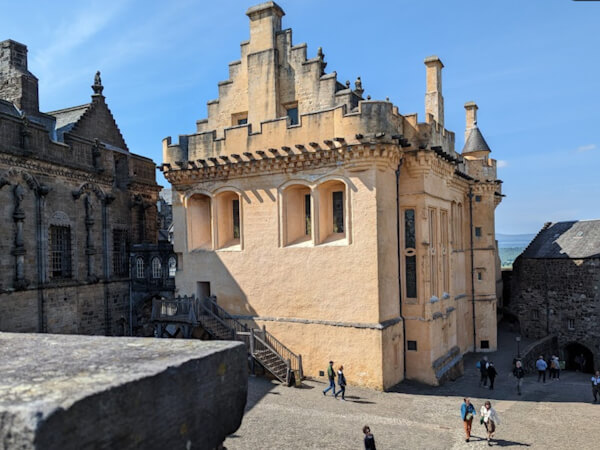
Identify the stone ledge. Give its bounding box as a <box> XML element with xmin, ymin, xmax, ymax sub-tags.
<box><xmin>0</xmin><ymin>333</ymin><xmax>247</xmax><ymax>450</ymax></box>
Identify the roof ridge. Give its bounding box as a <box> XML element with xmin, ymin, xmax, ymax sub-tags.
<box><xmin>45</xmin><ymin>103</ymin><xmax>91</xmax><ymax>115</ymax></box>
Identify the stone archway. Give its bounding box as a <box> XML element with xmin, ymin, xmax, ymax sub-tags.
<box><xmin>563</xmin><ymin>342</ymin><xmax>594</xmax><ymax>373</ymax></box>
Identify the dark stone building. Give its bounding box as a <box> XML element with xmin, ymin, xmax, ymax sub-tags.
<box><xmin>0</xmin><ymin>39</ymin><xmax>165</xmax><ymax>335</ymax></box>
<box><xmin>511</xmin><ymin>220</ymin><xmax>600</xmax><ymax>372</ymax></box>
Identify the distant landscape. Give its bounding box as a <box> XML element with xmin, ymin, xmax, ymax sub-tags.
<box><xmin>496</xmin><ymin>233</ymin><xmax>535</xmax><ymax>268</ymax></box>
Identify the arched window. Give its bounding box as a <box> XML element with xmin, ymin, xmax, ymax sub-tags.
<box><xmin>282</xmin><ymin>184</ymin><xmax>312</xmax><ymax>246</ymax></box>
<box><xmin>187</xmin><ymin>194</ymin><xmax>212</xmax><ymax>250</ymax></box>
<box><xmin>168</xmin><ymin>256</ymin><xmax>177</xmax><ymax>277</ymax></box>
<box><xmin>317</xmin><ymin>180</ymin><xmax>347</xmax><ymax>243</ymax></box>
<box><xmin>215</xmin><ymin>191</ymin><xmax>242</xmax><ymax>249</ymax></box>
<box><xmin>151</xmin><ymin>257</ymin><xmax>162</xmax><ymax>279</ymax></box>
<box><xmin>136</xmin><ymin>257</ymin><xmax>144</xmax><ymax>278</ymax></box>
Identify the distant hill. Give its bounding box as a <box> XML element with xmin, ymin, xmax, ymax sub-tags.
<box><xmin>496</xmin><ymin>233</ymin><xmax>535</xmax><ymax>248</ymax></box>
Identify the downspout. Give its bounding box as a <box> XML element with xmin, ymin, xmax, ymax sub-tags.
<box><xmin>395</xmin><ymin>161</ymin><xmax>407</xmax><ymax>378</ymax></box>
<box><xmin>468</xmin><ymin>186</ymin><xmax>476</xmax><ymax>351</ymax></box>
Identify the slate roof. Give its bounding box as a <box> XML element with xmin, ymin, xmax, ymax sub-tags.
<box><xmin>46</xmin><ymin>103</ymin><xmax>91</xmax><ymax>141</ymax></box>
<box><xmin>521</xmin><ymin>220</ymin><xmax>600</xmax><ymax>259</ymax></box>
<box><xmin>462</xmin><ymin>125</ymin><xmax>491</xmax><ymax>154</ymax></box>
<box><xmin>0</xmin><ymin>99</ymin><xmax>22</xmax><ymax>117</ymax></box>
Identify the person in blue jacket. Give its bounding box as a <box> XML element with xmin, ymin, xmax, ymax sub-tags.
<box><xmin>461</xmin><ymin>397</ymin><xmax>476</xmax><ymax>442</ymax></box>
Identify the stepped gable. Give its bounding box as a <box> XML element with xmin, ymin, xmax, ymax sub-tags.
<box><xmin>521</xmin><ymin>220</ymin><xmax>600</xmax><ymax>259</ymax></box>
<box><xmin>462</xmin><ymin>125</ymin><xmax>491</xmax><ymax>154</ymax></box>
<box><xmin>46</xmin><ymin>74</ymin><xmax>129</xmax><ymax>151</ymax></box>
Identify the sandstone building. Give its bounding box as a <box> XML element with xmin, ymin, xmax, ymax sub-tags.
<box><xmin>162</xmin><ymin>2</ymin><xmax>503</xmax><ymax>388</ymax></box>
<box><xmin>0</xmin><ymin>39</ymin><xmax>166</xmax><ymax>335</ymax></box>
<box><xmin>511</xmin><ymin>220</ymin><xmax>600</xmax><ymax>372</ymax></box>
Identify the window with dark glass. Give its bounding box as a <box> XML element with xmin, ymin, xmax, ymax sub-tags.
<box><xmin>112</xmin><ymin>229</ymin><xmax>129</xmax><ymax>277</ymax></box>
<box><xmin>332</xmin><ymin>191</ymin><xmax>344</xmax><ymax>233</ymax></box>
<box><xmin>475</xmin><ymin>227</ymin><xmax>482</xmax><ymax>237</ymax></box>
<box><xmin>407</xmin><ymin>340</ymin><xmax>418</xmax><ymax>351</ymax></box>
<box><xmin>50</xmin><ymin>225</ymin><xmax>72</xmax><ymax>279</ymax></box>
<box><xmin>232</xmin><ymin>199</ymin><xmax>240</xmax><ymax>239</ymax></box>
<box><xmin>480</xmin><ymin>340</ymin><xmax>490</xmax><ymax>349</ymax></box>
<box><xmin>286</xmin><ymin>107</ymin><xmax>299</xmax><ymax>125</ymax></box>
<box><xmin>237</xmin><ymin>118</ymin><xmax>247</xmax><ymax>125</ymax></box>
<box><xmin>305</xmin><ymin>194</ymin><xmax>311</xmax><ymax>236</ymax></box>
<box><xmin>151</xmin><ymin>257</ymin><xmax>162</xmax><ymax>279</ymax></box>
<box><xmin>136</xmin><ymin>257</ymin><xmax>144</xmax><ymax>279</ymax></box>
<box><xmin>404</xmin><ymin>209</ymin><xmax>417</xmax><ymax>298</ymax></box>
<box><xmin>475</xmin><ymin>195</ymin><xmax>482</xmax><ymax>202</ymax></box>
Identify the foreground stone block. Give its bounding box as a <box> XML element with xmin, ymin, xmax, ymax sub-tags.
<box><xmin>0</xmin><ymin>333</ymin><xmax>247</xmax><ymax>450</ymax></box>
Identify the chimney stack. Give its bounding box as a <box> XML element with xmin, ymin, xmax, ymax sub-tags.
<box><xmin>0</xmin><ymin>40</ymin><xmax>39</xmax><ymax>114</ymax></box>
<box><xmin>246</xmin><ymin>2</ymin><xmax>285</xmax><ymax>53</ymax></box>
<box><xmin>424</xmin><ymin>55</ymin><xmax>444</xmax><ymax>126</ymax></box>
<box><xmin>464</xmin><ymin>101</ymin><xmax>478</xmax><ymax>141</ymax></box>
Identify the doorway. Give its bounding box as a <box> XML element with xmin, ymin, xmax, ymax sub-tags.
<box><xmin>564</xmin><ymin>342</ymin><xmax>594</xmax><ymax>373</ymax></box>
<box><xmin>197</xmin><ymin>281</ymin><xmax>211</xmax><ymax>300</ymax></box>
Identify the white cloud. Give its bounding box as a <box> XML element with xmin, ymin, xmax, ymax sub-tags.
<box><xmin>575</xmin><ymin>144</ymin><xmax>596</xmax><ymax>153</ymax></box>
<box><xmin>496</xmin><ymin>160</ymin><xmax>508</xmax><ymax>168</ymax></box>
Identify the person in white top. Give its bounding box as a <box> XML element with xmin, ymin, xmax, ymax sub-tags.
<box><xmin>480</xmin><ymin>400</ymin><xmax>500</xmax><ymax>446</ymax></box>
<box><xmin>592</xmin><ymin>370</ymin><xmax>600</xmax><ymax>403</ymax></box>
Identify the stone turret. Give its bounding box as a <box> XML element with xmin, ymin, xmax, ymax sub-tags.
<box><xmin>462</xmin><ymin>101</ymin><xmax>491</xmax><ymax>159</ymax></box>
<box><xmin>0</xmin><ymin>40</ymin><xmax>39</xmax><ymax>114</ymax></box>
<box><xmin>424</xmin><ymin>55</ymin><xmax>444</xmax><ymax>126</ymax></box>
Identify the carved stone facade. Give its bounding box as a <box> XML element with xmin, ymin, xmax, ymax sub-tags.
<box><xmin>163</xmin><ymin>2</ymin><xmax>503</xmax><ymax>388</ymax></box>
<box><xmin>0</xmin><ymin>39</ymin><xmax>161</xmax><ymax>335</ymax></box>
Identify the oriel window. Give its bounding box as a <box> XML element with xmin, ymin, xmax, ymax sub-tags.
<box><xmin>332</xmin><ymin>191</ymin><xmax>344</xmax><ymax>233</ymax></box>
<box><xmin>50</xmin><ymin>225</ymin><xmax>72</xmax><ymax>279</ymax></box>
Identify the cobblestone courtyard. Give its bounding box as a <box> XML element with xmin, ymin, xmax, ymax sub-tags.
<box><xmin>226</xmin><ymin>328</ymin><xmax>598</xmax><ymax>449</ymax></box>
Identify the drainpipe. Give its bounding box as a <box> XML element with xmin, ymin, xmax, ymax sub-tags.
<box><xmin>395</xmin><ymin>162</ymin><xmax>407</xmax><ymax>378</ymax></box>
<box><xmin>468</xmin><ymin>186</ymin><xmax>476</xmax><ymax>351</ymax></box>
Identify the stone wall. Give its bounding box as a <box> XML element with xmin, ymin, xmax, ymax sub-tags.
<box><xmin>511</xmin><ymin>256</ymin><xmax>600</xmax><ymax>370</ymax></box>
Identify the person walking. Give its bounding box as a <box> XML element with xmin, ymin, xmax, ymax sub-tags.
<box><xmin>461</xmin><ymin>398</ymin><xmax>476</xmax><ymax>442</ymax></box>
<box><xmin>322</xmin><ymin>361</ymin><xmax>336</xmax><ymax>396</ymax></box>
<box><xmin>480</xmin><ymin>400</ymin><xmax>500</xmax><ymax>446</ymax></box>
<box><xmin>513</xmin><ymin>360</ymin><xmax>525</xmax><ymax>395</ymax></box>
<box><xmin>487</xmin><ymin>362</ymin><xmax>497</xmax><ymax>390</ymax></box>
<box><xmin>551</xmin><ymin>355</ymin><xmax>560</xmax><ymax>380</ymax></box>
<box><xmin>536</xmin><ymin>355</ymin><xmax>547</xmax><ymax>383</ymax></box>
<box><xmin>591</xmin><ymin>370</ymin><xmax>600</xmax><ymax>403</ymax></box>
<box><xmin>479</xmin><ymin>356</ymin><xmax>489</xmax><ymax>387</ymax></box>
<box><xmin>334</xmin><ymin>365</ymin><xmax>346</xmax><ymax>400</ymax></box>
<box><xmin>363</xmin><ymin>425</ymin><xmax>376</xmax><ymax>450</ymax></box>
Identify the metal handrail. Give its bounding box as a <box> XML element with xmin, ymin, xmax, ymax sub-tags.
<box><xmin>196</xmin><ymin>296</ymin><xmax>249</xmax><ymax>335</ymax></box>
<box><xmin>259</xmin><ymin>327</ymin><xmax>302</xmax><ymax>376</ymax></box>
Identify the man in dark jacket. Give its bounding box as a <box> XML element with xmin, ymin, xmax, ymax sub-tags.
<box><xmin>487</xmin><ymin>362</ymin><xmax>498</xmax><ymax>390</ymax></box>
<box><xmin>322</xmin><ymin>361</ymin><xmax>336</xmax><ymax>396</ymax></box>
<box><xmin>513</xmin><ymin>360</ymin><xmax>525</xmax><ymax>395</ymax></box>
<box><xmin>363</xmin><ymin>425</ymin><xmax>376</xmax><ymax>449</ymax></box>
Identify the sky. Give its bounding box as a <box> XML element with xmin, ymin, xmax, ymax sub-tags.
<box><xmin>2</xmin><ymin>0</ymin><xmax>599</xmax><ymax>234</ymax></box>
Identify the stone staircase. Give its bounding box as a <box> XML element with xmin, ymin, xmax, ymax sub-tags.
<box><xmin>151</xmin><ymin>295</ymin><xmax>303</xmax><ymax>385</ymax></box>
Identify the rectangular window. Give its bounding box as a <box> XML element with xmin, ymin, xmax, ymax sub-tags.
<box><xmin>477</xmin><ymin>271</ymin><xmax>483</xmax><ymax>281</ymax></box>
<box><xmin>532</xmin><ymin>310</ymin><xmax>539</xmax><ymax>320</ymax></box>
<box><xmin>407</xmin><ymin>340</ymin><xmax>418</xmax><ymax>351</ymax></box>
<box><xmin>475</xmin><ymin>227</ymin><xmax>482</xmax><ymax>237</ymax></box>
<box><xmin>304</xmin><ymin>194</ymin><xmax>311</xmax><ymax>236</ymax></box>
<box><xmin>404</xmin><ymin>209</ymin><xmax>417</xmax><ymax>298</ymax></box>
<box><xmin>475</xmin><ymin>195</ymin><xmax>482</xmax><ymax>202</ymax></box>
<box><xmin>237</xmin><ymin>118</ymin><xmax>247</xmax><ymax>125</ymax></box>
<box><xmin>112</xmin><ymin>229</ymin><xmax>129</xmax><ymax>277</ymax></box>
<box><xmin>440</xmin><ymin>210</ymin><xmax>449</xmax><ymax>293</ymax></box>
<box><xmin>332</xmin><ymin>191</ymin><xmax>344</xmax><ymax>233</ymax></box>
<box><xmin>480</xmin><ymin>340</ymin><xmax>490</xmax><ymax>349</ymax></box>
<box><xmin>567</xmin><ymin>319</ymin><xmax>575</xmax><ymax>330</ymax></box>
<box><xmin>50</xmin><ymin>225</ymin><xmax>72</xmax><ymax>279</ymax></box>
<box><xmin>286</xmin><ymin>107</ymin><xmax>299</xmax><ymax>125</ymax></box>
<box><xmin>429</xmin><ymin>208</ymin><xmax>438</xmax><ymax>297</ymax></box>
<box><xmin>232</xmin><ymin>199</ymin><xmax>240</xmax><ymax>239</ymax></box>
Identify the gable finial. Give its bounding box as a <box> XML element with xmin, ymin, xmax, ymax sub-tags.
<box><xmin>92</xmin><ymin>71</ymin><xmax>104</xmax><ymax>95</ymax></box>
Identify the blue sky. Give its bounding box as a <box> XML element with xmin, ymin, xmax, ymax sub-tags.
<box><xmin>3</xmin><ymin>0</ymin><xmax>599</xmax><ymax>234</ymax></box>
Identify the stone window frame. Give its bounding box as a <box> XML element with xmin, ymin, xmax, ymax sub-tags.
<box><xmin>213</xmin><ymin>187</ymin><xmax>244</xmax><ymax>252</ymax></box>
<box><xmin>283</xmin><ymin>101</ymin><xmax>299</xmax><ymax>126</ymax></box>
<box><xmin>567</xmin><ymin>318</ymin><xmax>575</xmax><ymax>330</ymax></box>
<box><xmin>151</xmin><ymin>257</ymin><xmax>162</xmax><ymax>279</ymax></box>
<box><xmin>112</xmin><ymin>227</ymin><xmax>129</xmax><ymax>278</ymax></box>
<box><xmin>135</xmin><ymin>257</ymin><xmax>144</xmax><ymax>279</ymax></box>
<box><xmin>47</xmin><ymin>211</ymin><xmax>74</xmax><ymax>282</ymax></box>
<box><xmin>184</xmin><ymin>190</ymin><xmax>214</xmax><ymax>252</ymax></box>
<box><xmin>407</xmin><ymin>340</ymin><xmax>418</xmax><ymax>351</ymax></box>
<box><xmin>475</xmin><ymin>226</ymin><xmax>482</xmax><ymax>238</ymax></box>
<box><xmin>401</xmin><ymin>207</ymin><xmax>418</xmax><ymax>303</ymax></box>
<box><xmin>278</xmin><ymin>176</ymin><xmax>352</xmax><ymax>248</ymax></box>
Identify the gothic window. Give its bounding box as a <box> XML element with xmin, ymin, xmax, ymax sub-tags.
<box><xmin>187</xmin><ymin>194</ymin><xmax>212</xmax><ymax>250</ymax></box>
<box><xmin>168</xmin><ymin>256</ymin><xmax>177</xmax><ymax>278</ymax></box>
<box><xmin>283</xmin><ymin>184</ymin><xmax>312</xmax><ymax>246</ymax></box>
<box><xmin>403</xmin><ymin>209</ymin><xmax>417</xmax><ymax>299</ymax></box>
<box><xmin>112</xmin><ymin>229</ymin><xmax>129</xmax><ymax>277</ymax></box>
<box><xmin>49</xmin><ymin>225</ymin><xmax>72</xmax><ymax>279</ymax></box>
<box><xmin>151</xmin><ymin>257</ymin><xmax>162</xmax><ymax>279</ymax></box>
<box><xmin>440</xmin><ymin>210</ymin><xmax>449</xmax><ymax>294</ymax></box>
<box><xmin>215</xmin><ymin>191</ymin><xmax>241</xmax><ymax>249</ymax></box>
<box><xmin>136</xmin><ymin>257</ymin><xmax>144</xmax><ymax>279</ymax></box>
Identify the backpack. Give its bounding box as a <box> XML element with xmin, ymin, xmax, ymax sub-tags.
<box><xmin>476</xmin><ymin>361</ymin><xmax>481</xmax><ymax>369</ymax></box>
